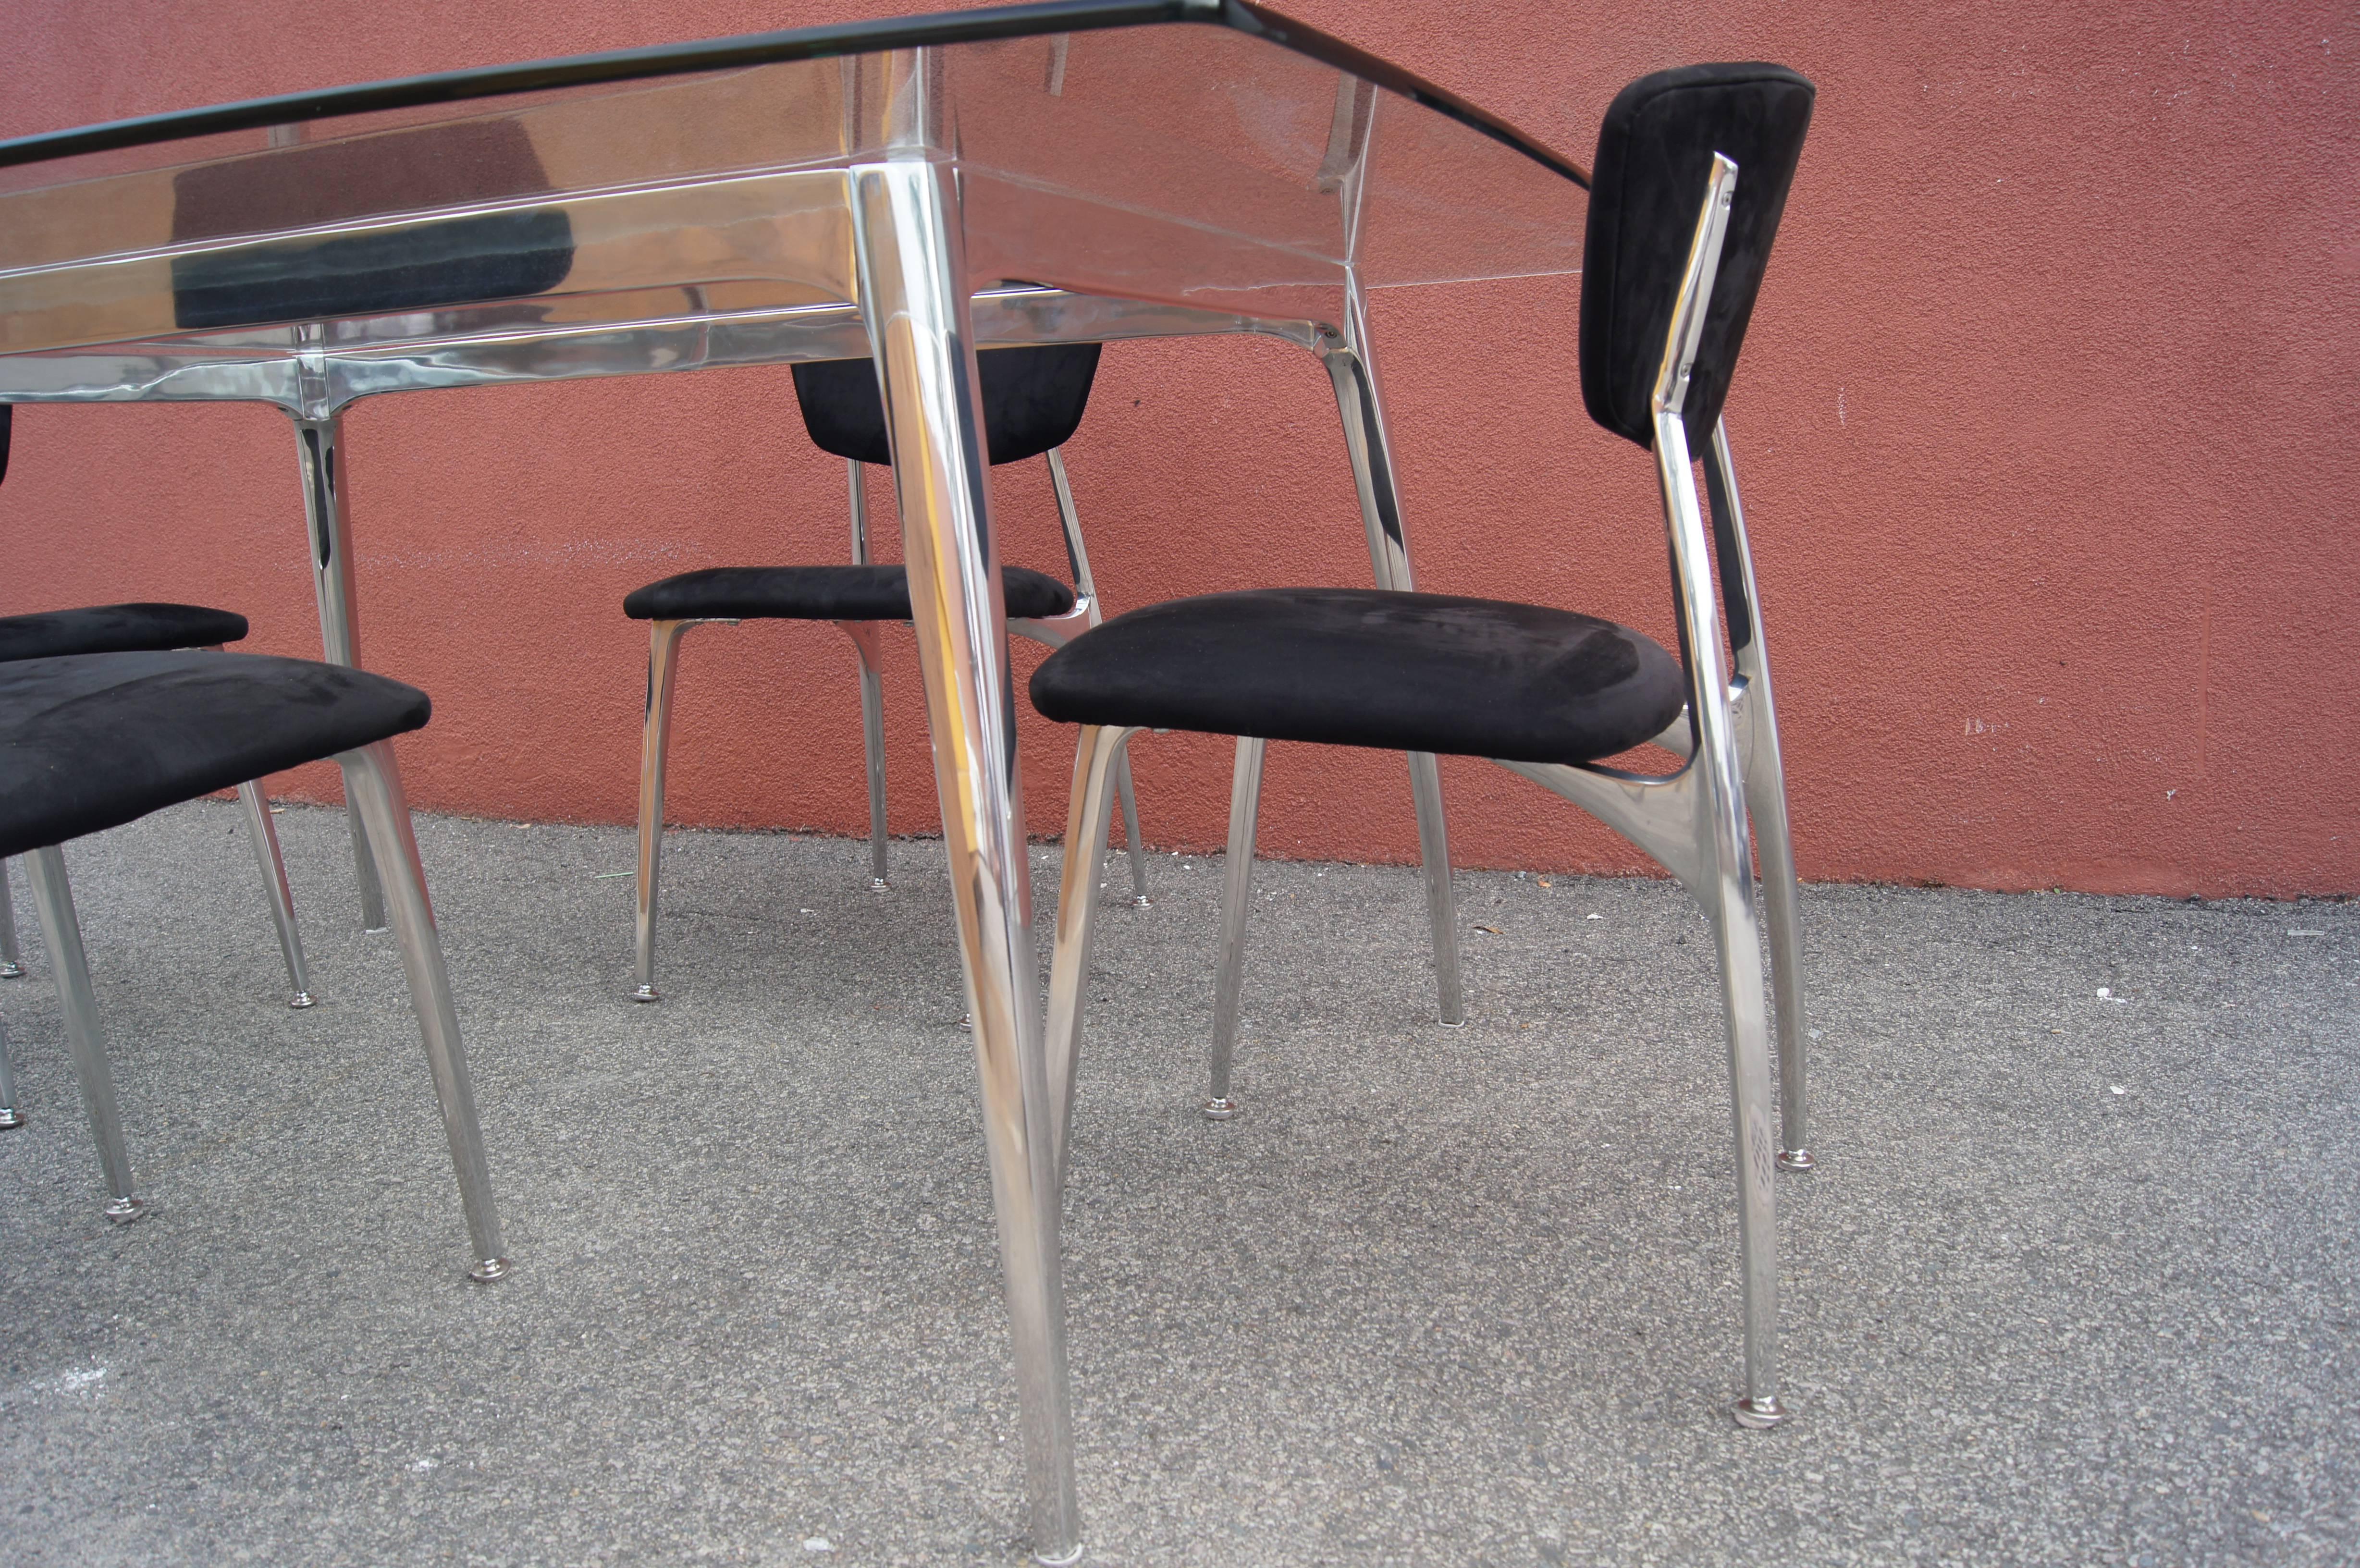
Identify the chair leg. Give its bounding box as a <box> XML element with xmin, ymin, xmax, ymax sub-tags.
<box><xmin>339</xmin><ymin>740</ymin><xmax>510</xmax><ymax>1282</ymax></box>
<box><xmin>0</xmin><ymin>1018</ymin><xmax>24</xmax><ymax>1129</ymax></box>
<box><xmin>1205</xmin><ymin>736</ymin><xmax>1266</xmax><ymax>1120</ymax></box>
<box><xmin>1408</xmin><ymin>752</ymin><xmax>1465</xmax><ymax>1026</ymax></box>
<box><xmin>1044</xmin><ymin>724</ymin><xmax>1135</xmax><ymax>1185</ymax></box>
<box><xmin>1697</xmin><ymin>840</ymin><xmax>1787</xmax><ymax>1429</ymax></box>
<box><xmin>0</xmin><ymin>857</ymin><xmax>24</xmax><ymax>978</ymax></box>
<box><xmin>634</xmin><ymin>620</ymin><xmax>691</xmax><ymax>1003</ymax></box>
<box><xmin>22</xmin><ymin>847</ymin><xmax>143</xmax><ymax>1223</ymax></box>
<box><xmin>1112</xmin><ymin>751</ymin><xmax>1152</xmax><ymax>908</ymax></box>
<box><xmin>1743</xmin><ymin>700</ymin><xmax>1813</xmax><ymax>1173</ymax></box>
<box><xmin>846</xmin><ymin>623</ymin><xmax>892</xmax><ymax>892</ymax></box>
<box><xmin>1706</xmin><ymin>420</ymin><xmax>1813</xmax><ymax>1173</ymax></box>
<box><xmin>234</xmin><ymin>781</ymin><xmax>316</xmax><ymax>1009</ymax></box>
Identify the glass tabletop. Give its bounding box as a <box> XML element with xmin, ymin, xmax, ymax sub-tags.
<box><xmin>0</xmin><ymin>0</ymin><xmax>1588</xmax><ymax>409</ymax></box>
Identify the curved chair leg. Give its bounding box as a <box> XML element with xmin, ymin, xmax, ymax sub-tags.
<box><xmin>234</xmin><ymin>782</ymin><xmax>315</xmax><ymax>1008</ymax></box>
<box><xmin>1112</xmin><ymin>752</ymin><xmax>1151</xmax><ymax>908</ymax></box>
<box><xmin>0</xmin><ymin>857</ymin><xmax>24</xmax><ymax>978</ymax></box>
<box><xmin>1408</xmin><ymin>752</ymin><xmax>1465</xmax><ymax>1026</ymax></box>
<box><xmin>1044</xmin><ymin>724</ymin><xmax>1138</xmax><ymax>1185</ymax></box>
<box><xmin>339</xmin><ymin>740</ymin><xmax>510</xmax><ymax>1283</ymax></box>
<box><xmin>22</xmin><ymin>846</ymin><xmax>143</xmax><ymax>1223</ymax></box>
<box><xmin>0</xmin><ymin>1018</ymin><xmax>23</xmax><ymax>1129</ymax></box>
<box><xmin>1744</xmin><ymin>709</ymin><xmax>1811</xmax><ymax>1173</ymax></box>
<box><xmin>839</xmin><ymin>621</ymin><xmax>893</xmax><ymax>892</ymax></box>
<box><xmin>1706</xmin><ymin>424</ymin><xmax>1812</xmax><ymax>1172</ymax></box>
<box><xmin>1696</xmin><ymin>828</ymin><xmax>1786</xmax><ymax>1430</ymax></box>
<box><xmin>1205</xmin><ymin>736</ymin><xmax>1266</xmax><ymax>1120</ymax></box>
<box><xmin>633</xmin><ymin>619</ymin><xmax>692</xmax><ymax>1002</ymax></box>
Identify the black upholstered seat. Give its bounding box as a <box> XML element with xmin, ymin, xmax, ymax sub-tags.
<box><xmin>0</xmin><ymin>602</ymin><xmax>251</xmax><ymax>663</ymax></box>
<box><xmin>1031</xmin><ymin>588</ymin><xmax>1684</xmax><ymax>765</ymax></box>
<box><xmin>624</xmin><ymin>564</ymin><xmax>1075</xmax><ymax>624</ymax></box>
<box><xmin>0</xmin><ymin>651</ymin><xmax>429</xmax><ymax>858</ymax></box>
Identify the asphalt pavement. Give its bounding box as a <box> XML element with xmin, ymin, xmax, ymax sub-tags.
<box><xmin>0</xmin><ymin>801</ymin><xmax>2352</xmax><ymax>1566</ymax></box>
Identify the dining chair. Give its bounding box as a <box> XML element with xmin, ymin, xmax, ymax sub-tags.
<box><xmin>622</xmin><ymin>343</ymin><xmax>1151</xmax><ymax>1003</ymax></box>
<box><xmin>0</xmin><ymin>404</ymin><xmax>314</xmax><ymax>1007</ymax></box>
<box><xmin>0</xmin><ymin>648</ymin><xmax>508</xmax><ymax>1280</ymax></box>
<box><xmin>1028</xmin><ymin>63</ymin><xmax>1817</xmax><ymax>1427</ymax></box>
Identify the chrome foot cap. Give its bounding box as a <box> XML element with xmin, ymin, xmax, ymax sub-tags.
<box><xmin>1777</xmin><ymin>1147</ymin><xmax>1817</xmax><ymax>1173</ymax></box>
<box><xmin>1438</xmin><ymin>1016</ymin><xmax>1467</xmax><ymax>1029</ymax></box>
<box><xmin>363</xmin><ymin>924</ymin><xmax>391</xmax><ymax>935</ymax></box>
<box><xmin>1129</xmin><ymin>894</ymin><xmax>1153</xmax><ymax>909</ymax></box>
<box><xmin>102</xmin><ymin>1196</ymin><xmax>148</xmax><ymax>1225</ymax></box>
<box><xmin>1032</xmin><ymin>1544</ymin><xmax>1085</xmax><ymax>1566</ymax></box>
<box><xmin>469</xmin><ymin>1257</ymin><xmax>515</xmax><ymax>1284</ymax></box>
<box><xmin>289</xmin><ymin>991</ymin><xmax>317</xmax><ymax>1010</ymax></box>
<box><xmin>631</xmin><ymin>984</ymin><xmax>662</xmax><ymax>1004</ymax></box>
<box><xmin>868</xmin><ymin>878</ymin><xmax>891</xmax><ymax>893</ymax></box>
<box><xmin>0</xmin><ymin>1107</ymin><xmax>25</xmax><ymax>1130</ymax></box>
<box><xmin>0</xmin><ymin>962</ymin><xmax>24</xmax><ymax>978</ymax></box>
<box><xmin>1730</xmin><ymin>1395</ymin><xmax>1792</xmax><ymax>1430</ymax></box>
<box><xmin>1201</xmin><ymin>1097</ymin><xmax>1237</xmax><ymax>1122</ymax></box>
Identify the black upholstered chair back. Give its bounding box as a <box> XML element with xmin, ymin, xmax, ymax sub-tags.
<box><xmin>1579</xmin><ymin>64</ymin><xmax>1814</xmax><ymax>452</ymax></box>
<box><xmin>791</xmin><ymin>343</ymin><xmax>1103</xmax><ymax>468</ymax></box>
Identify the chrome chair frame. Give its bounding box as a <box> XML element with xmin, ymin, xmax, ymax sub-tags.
<box><xmin>630</xmin><ymin>445</ymin><xmax>1149</xmax><ymax>1003</ymax></box>
<box><xmin>12</xmin><ymin>738</ymin><xmax>508</xmax><ymax>1280</ymax></box>
<box><xmin>0</xmin><ymin>642</ymin><xmax>313</xmax><ymax>1009</ymax></box>
<box><xmin>0</xmin><ymin>1017</ymin><xmax>21</xmax><ymax>1128</ymax></box>
<box><xmin>1045</xmin><ymin>156</ymin><xmax>1809</xmax><ymax>1429</ymax></box>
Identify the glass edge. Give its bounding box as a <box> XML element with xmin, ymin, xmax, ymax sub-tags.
<box><xmin>0</xmin><ymin>0</ymin><xmax>1589</xmax><ymax>190</ymax></box>
<box><xmin>1217</xmin><ymin>0</ymin><xmax>1589</xmax><ymax>189</ymax></box>
<box><xmin>0</xmin><ymin>0</ymin><xmax>1206</xmax><ymax>171</ymax></box>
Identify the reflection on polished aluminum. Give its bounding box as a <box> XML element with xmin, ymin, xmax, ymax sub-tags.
<box><xmin>292</xmin><ymin>409</ymin><xmax>389</xmax><ymax>931</ymax></box>
<box><xmin>850</xmin><ymin>123</ymin><xmax>1077</xmax><ymax>1558</ymax></box>
<box><xmin>337</xmin><ymin>738</ymin><xmax>511</xmax><ymax>1282</ymax></box>
<box><xmin>21</xmin><ymin>845</ymin><xmax>145</xmax><ymax>1224</ymax></box>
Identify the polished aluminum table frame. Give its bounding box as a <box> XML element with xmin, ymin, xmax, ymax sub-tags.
<box><xmin>0</xmin><ymin>3</ymin><xmax>1807</xmax><ymax>1557</ymax></box>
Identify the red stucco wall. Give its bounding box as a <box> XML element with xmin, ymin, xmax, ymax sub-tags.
<box><xmin>2</xmin><ymin>0</ymin><xmax>2354</xmax><ymax>896</ymax></box>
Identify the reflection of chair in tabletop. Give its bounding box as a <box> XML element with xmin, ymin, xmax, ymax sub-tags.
<box><xmin>0</xmin><ymin>646</ymin><xmax>509</xmax><ymax>1283</ymax></box>
<box><xmin>0</xmin><ymin>404</ymin><xmax>315</xmax><ymax>1010</ymax></box>
<box><xmin>622</xmin><ymin>344</ymin><xmax>1151</xmax><ymax>1003</ymax></box>
<box><xmin>1032</xmin><ymin>64</ymin><xmax>1819</xmax><ymax>1428</ymax></box>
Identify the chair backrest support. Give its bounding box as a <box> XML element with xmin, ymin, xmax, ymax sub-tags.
<box><xmin>1578</xmin><ymin>63</ymin><xmax>1814</xmax><ymax>453</ymax></box>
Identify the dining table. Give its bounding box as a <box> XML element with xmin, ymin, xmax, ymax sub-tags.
<box><xmin>0</xmin><ymin>2</ymin><xmax>1595</xmax><ymax>1556</ymax></box>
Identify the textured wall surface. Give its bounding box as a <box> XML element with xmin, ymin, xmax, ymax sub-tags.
<box><xmin>1</xmin><ymin>0</ymin><xmax>2353</xmax><ymax>895</ymax></box>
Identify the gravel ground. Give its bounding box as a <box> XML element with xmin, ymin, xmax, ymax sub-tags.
<box><xmin>0</xmin><ymin>800</ymin><xmax>2352</xmax><ymax>1566</ymax></box>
